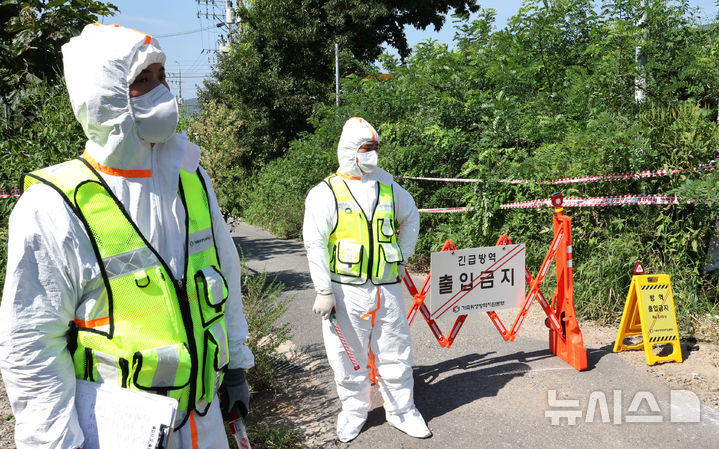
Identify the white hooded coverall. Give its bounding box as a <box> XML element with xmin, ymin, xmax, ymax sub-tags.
<box><xmin>303</xmin><ymin>118</ymin><xmax>421</xmax><ymax>421</ymax></box>
<box><xmin>0</xmin><ymin>24</ymin><xmax>253</xmax><ymax>449</ymax></box>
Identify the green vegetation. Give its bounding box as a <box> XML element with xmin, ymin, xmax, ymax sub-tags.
<box><xmin>1</xmin><ymin>0</ymin><xmax>117</xmax><ymax>286</ymax></box>
<box><xmin>1</xmin><ymin>0</ymin><xmax>117</xmax><ymax>116</ymax></box>
<box><xmin>0</xmin><ymin>82</ymin><xmax>84</xmax><ymax>287</ymax></box>
<box><xmin>241</xmin><ymin>266</ymin><xmax>293</xmax><ymax>393</ymax></box>
<box><xmin>200</xmin><ymin>0</ymin><xmax>479</xmax><ymax>184</ymax></box>
<box><xmin>198</xmin><ymin>0</ymin><xmax>719</xmax><ymax>338</ymax></box>
<box><xmin>230</xmin><ymin>265</ymin><xmax>300</xmax><ymax>448</ymax></box>
<box><xmin>227</xmin><ymin>422</ymin><xmax>302</xmax><ymax>449</ymax></box>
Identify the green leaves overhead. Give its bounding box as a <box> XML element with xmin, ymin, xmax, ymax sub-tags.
<box><xmin>1</xmin><ymin>0</ymin><xmax>117</xmax><ymax>131</ymax></box>
<box><xmin>199</xmin><ymin>0</ymin><xmax>479</xmax><ymax>173</ymax></box>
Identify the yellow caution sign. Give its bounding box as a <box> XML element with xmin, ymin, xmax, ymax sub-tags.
<box><xmin>613</xmin><ymin>274</ymin><xmax>682</xmax><ymax>365</ymax></box>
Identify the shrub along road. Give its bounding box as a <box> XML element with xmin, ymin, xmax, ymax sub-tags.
<box><xmin>234</xmin><ymin>220</ymin><xmax>719</xmax><ymax>449</ymax></box>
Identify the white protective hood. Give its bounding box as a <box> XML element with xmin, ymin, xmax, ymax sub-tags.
<box><xmin>61</xmin><ymin>23</ymin><xmax>167</xmax><ymax>171</ymax></box>
<box><xmin>337</xmin><ymin>117</ymin><xmax>381</xmax><ymax>178</ymax></box>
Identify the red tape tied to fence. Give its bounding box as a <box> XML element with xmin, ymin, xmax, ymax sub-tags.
<box><xmin>499</xmin><ymin>194</ymin><xmax>692</xmax><ymax>210</ymax></box>
<box><xmin>418</xmin><ymin>207</ymin><xmax>475</xmax><ymax>213</ymax></box>
<box><xmin>407</xmin><ymin>161</ymin><xmax>717</xmax><ymax>212</ymax></box>
<box><xmin>419</xmin><ymin>194</ymin><xmax>696</xmax><ymax>213</ymax></box>
<box><xmin>401</xmin><ymin>160</ymin><xmax>717</xmax><ymax>186</ymax></box>
<box><xmin>0</xmin><ymin>187</ymin><xmax>21</xmax><ymax>199</ymax></box>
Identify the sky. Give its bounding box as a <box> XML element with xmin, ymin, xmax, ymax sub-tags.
<box><xmin>105</xmin><ymin>0</ymin><xmax>719</xmax><ymax>100</ymax></box>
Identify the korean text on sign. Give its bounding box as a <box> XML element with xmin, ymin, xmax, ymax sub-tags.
<box><xmin>430</xmin><ymin>244</ymin><xmax>526</xmax><ymax>318</ymax></box>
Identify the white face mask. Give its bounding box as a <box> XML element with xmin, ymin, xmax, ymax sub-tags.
<box><xmin>356</xmin><ymin>150</ymin><xmax>378</xmax><ymax>174</ymax></box>
<box><xmin>130</xmin><ymin>84</ymin><xmax>179</xmax><ymax>143</ymax></box>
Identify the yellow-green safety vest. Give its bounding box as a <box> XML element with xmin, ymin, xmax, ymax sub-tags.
<box><xmin>23</xmin><ymin>158</ymin><xmax>229</xmax><ymax>430</ymax></box>
<box><xmin>325</xmin><ymin>174</ymin><xmax>403</xmax><ymax>285</ymax></box>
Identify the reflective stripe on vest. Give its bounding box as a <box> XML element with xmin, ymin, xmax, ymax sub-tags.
<box><xmin>23</xmin><ymin>158</ymin><xmax>229</xmax><ymax>430</ymax></box>
<box><xmin>325</xmin><ymin>174</ymin><xmax>403</xmax><ymax>285</ymax></box>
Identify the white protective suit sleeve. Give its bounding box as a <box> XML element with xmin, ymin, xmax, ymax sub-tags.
<box><xmin>200</xmin><ymin>166</ymin><xmax>254</xmax><ymax>370</ymax></box>
<box><xmin>303</xmin><ymin>182</ymin><xmax>337</xmax><ymax>293</ymax></box>
<box><xmin>0</xmin><ymin>185</ymin><xmax>91</xmax><ymax>449</ymax></box>
<box><xmin>390</xmin><ymin>181</ymin><xmax>420</xmax><ymax>260</ymax></box>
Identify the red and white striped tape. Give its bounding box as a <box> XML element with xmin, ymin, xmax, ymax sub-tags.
<box><xmin>402</xmin><ymin>175</ymin><xmax>531</xmax><ymax>184</ymax></box>
<box><xmin>549</xmin><ymin>162</ymin><xmax>716</xmax><ymax>185</ymax></box>
<box><xmin>418</xmin><ymin>195</ymin><xmax>696</xmax><ymax>213</ymax></box>
<box><xmin>402</xmin><ymin>161</ymin><xmax>717</xmax><ymax>186</ymax></box>
<box><xmin>0</xmin><ymin>187</ymin><xmax>21</xmax><ymax>199</ymax></box>
<box><xmin>402</xmin><ymin>176</ymin><xmax>481</xmax><ymax>183</ymax></box>
<box><xmin>499</xmin><ymin>194</ymin><xmax>692</xmax><ymax>210</ymax></box>
<box><xmin>418</xmin><ymin>206</ymin><xmax>475</xmax><ymax>213</ymax></box>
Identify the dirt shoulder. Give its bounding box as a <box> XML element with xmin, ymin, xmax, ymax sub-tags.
<box><xmin>579</xmin><ymin>319</ymin><xmax>719</xmax><ymax>409</ymax></box>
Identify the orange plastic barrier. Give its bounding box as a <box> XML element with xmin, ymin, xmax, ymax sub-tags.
<box><xmin>403</xmin><ymin>193</ymin><xmax>588</xmax><ymax>371</ymax></box>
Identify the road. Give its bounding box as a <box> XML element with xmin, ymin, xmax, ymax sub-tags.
<box><xmin>232</xmin><ymin>219</ymin><xmax>719</xmax><ymax>449</ymax></box>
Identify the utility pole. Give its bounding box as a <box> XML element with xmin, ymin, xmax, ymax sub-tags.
<box><xmin>635</xmin><ymin>0</ymin><xmax>648</xmax><ymax>104</ymax></box>
<box><xmin>225</xmin><ymin>0</ymin><xmax>235</xmax><ymax>31</ymax></box>
<box><xmin>218</xmin><ymin>0</ymin><xmax>240</xmax><ymax>53</ymax></box>
<box><xmin>175</xmin><ymin>60</ymin><xmax>183</xmax><ymax>104</ymax></box>
<box><xmin>335</xmin><ymin>40</ymin><xmax>340</xmax><ymax>106</ymax></box>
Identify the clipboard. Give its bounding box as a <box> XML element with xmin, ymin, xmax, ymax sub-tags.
<box><xmin>75</xmin><ymin>380</ymin><xmax>178</xmax><ymax>449</ymax></box>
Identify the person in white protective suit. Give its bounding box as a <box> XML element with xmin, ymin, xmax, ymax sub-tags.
<box><xmin>0</xmin><ymin>24</ymin><xmax>253</xmax><ymax>449</ymax></box>
<box><xmin>303</xmin><ymin>117</ymin><xmax>430</xmax><ymax>442</ymax></box>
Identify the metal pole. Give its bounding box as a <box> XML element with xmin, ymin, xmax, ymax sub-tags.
<box><xmin>335</xmin><ymin>41</ymin><xmax>340</xmax><ymax>106</ymax></box>
<box><xmin>175</xmin><ymin>60</ymin><xmax>182</xmax><ymax>103</ymax></box>
<box><xmin>225</xmin><ymin>0</ymin><xmax>235</xmax><ymax>44</ymax></box>
<box><xmin>635</xmin><ymin>0</ymin><xmax>647</xmax><ymax>104</ymax></box>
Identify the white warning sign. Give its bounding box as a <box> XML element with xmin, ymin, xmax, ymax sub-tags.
<box><xmin>430</xmin><ymin>244</ymin><xmax>526</xmax><ymax>319</ymax></box>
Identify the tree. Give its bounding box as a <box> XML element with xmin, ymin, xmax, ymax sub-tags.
<box><xmin>199</xmin><ymin>0</ymin><xmax>479</xmax><ymax>173</ymax></box>
<box><xmin>1</xmin><ymin>0</ymin><xmax>117</xmax><ymax>124</ymax></box>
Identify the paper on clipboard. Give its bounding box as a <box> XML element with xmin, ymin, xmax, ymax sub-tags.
<box><xmin>75</xmin><ymin>380</ymin><xmax>178</xmax><ymax>449</ymax></box>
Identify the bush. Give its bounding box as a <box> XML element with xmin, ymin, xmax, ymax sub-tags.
<box><xmin>240</xmin><ymin>109</ymin><xmax>344</xmax><ymax>238</ymax></box>
<box><xmin>0</xmin><ymin>81</ymin><xmax>85</xmax><ymax>287</ymax></box>
<box><xmin>226</xmin><ymin>421</ymin><xmax>302</xmax><ymax>449</ymax></box>
<box><xmin>228</xmin><ymin>266</ymin><xmax>300</xmax><ymax>448</ymax></box>
<box><xmin>241</xmin><ymin>266</ymin><xmax>293</xmax><ymax>393</ymax></box>
<box><xmin>186</xmin><ymin>100</ymin><xmax>252</xmax><ymax>218</ymax></box>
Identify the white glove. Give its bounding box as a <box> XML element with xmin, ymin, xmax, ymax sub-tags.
<box><xmin>313</xmin><ymin>291</ymin><xmax>336</xmax><ymax>319</ymax></box>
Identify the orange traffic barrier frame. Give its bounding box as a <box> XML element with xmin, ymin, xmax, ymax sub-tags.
<box><xmin>403</xmin><ymin>193</ymin><xmax>588</xmax><ymax>371</ymax></box>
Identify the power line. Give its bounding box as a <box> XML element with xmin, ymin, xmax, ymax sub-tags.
<box><xmin>167</xmin><ymin>75</ymin><xmax>211</xmax><ymax>79</ymax></box>
<box><xmin>155</xmin><ymin>25</ymin><xmax>218</xmax><ymax>38</ymax></box>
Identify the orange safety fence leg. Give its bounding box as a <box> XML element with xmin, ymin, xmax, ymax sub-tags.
<box><xmin>547</xmin><ymin>209</ymin><xmax>587</xmax><ymax>371</ymax></box>
<box><xmin>404</xmin><ymin>259</ymin><xmax>431</xmax><ymax>325</ymax></box>
<box><xmin>486</xmin><ymin>234</ymin><xmax>516</xmax><ymax>340</ymax></box>
<box><xmin>442</xmin><ymin>315</ymin><xmax>468</xmax><ymax>347</ymax></box>
<box><xmin>421</xmin><ymin>303</ymin><xmax>447</xmax><ymax>346</ymax></box>
<box><xmin>402</xmin><ymin>265</ymin><xmax>419</xmax><ymax>297</ymax></box>
<box><xmin>403</xmin><ymin>241</ymin><xmax>453</xmax><ymax>348</ymax></box>
<box><xmin>407</xmin><ymin>293</ymin><xmax>424</xmax><ymax>325</ymax></box>
<box><xmin>506</xmin><ymin>226</ymin><xmax>565</xmax><ymax>340</ymax></box>
<box><xmin>490</xmin><ymin>232</ymin><xmax>561</xmax><ymax>340</ymax></box>
<box><xmin>486</xmin><ymin>311</ymin><xmax>511</xmax><ymax>340</ymax></box>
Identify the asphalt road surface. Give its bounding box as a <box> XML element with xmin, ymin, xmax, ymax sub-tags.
<box><xmin>232</xmin><ymin>219</ymin><xmax>719</xmax><ymax>449</ymax></box>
